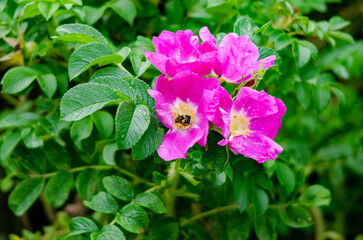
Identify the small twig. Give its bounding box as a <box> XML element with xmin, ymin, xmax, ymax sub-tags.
<box><xmin>29</xmin><ymin>165</ymin><xmax>153</xmax><ymax>186</ymax></box>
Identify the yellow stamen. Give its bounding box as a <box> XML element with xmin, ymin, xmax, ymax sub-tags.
<box><xmin>230</xmin><ymin>114</ymin><xmax>250</xmax><ymax>138</ymax></box>
<box><xmin>172</xmin><ymin>103</ymin><xmax>195</xmax><ymax>129</ymax></box>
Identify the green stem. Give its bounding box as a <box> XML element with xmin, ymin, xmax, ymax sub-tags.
<box><xmin>181</xmin><ymin>203</ymin><xmax>287</xmax><ymax>226</ymax></box>
<box><xmin>117</xmin><ymin>63</ymin><xmax>134</xmax><ymax>77</ymax></box>
<box><xmin>29</xmin><ymin>165</ymin><xmax>152</xmax><ymax>186</ymax></box>
<box><xmin>164</xmin><ymin>159</ymin><xmax>181</xmax><ymax>217</ymax></box>
<box><xmin>181</xmin><ymin>204</ymin><xmax>238</xmax><ymax>227</ymax></box>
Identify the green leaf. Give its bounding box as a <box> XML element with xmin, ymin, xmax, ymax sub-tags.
<box><xmin>84</xmin><ymin>191</ymin><xmax>119</xmax><ymax>213</ymax></box>
<box><xmin>0</xmin><ymin>130</ymin><xmax>22</xmax><ymax>166</ymax></box>
<box><xmin>274</xmin><ymin>34</ymin><xmax>293</xmax><ymax>50</ymax></box>
<box><xmin>90</xmin><ymin>73</ymin><xmax>136</xmax><ymax>102</ymax></box>
<box><xmin>298</xmin><ymin>184</ymin><xmax>331</xmax><ymax>206</ymax></box>
<box><xmin>76</xmin><ymin>169</ymin><xmax>96</xmax><ymax>200</ymax></box>
<box><xmin>135</xmin><ymin>192</ymin><xmax>167</xmax><ymax>214</ymax></box>
<box><xmin>115</xmin><ymin>101</ymin><xmax>150</xmax><ymax>149</ymax></box>
<box><xmin>60</xmin><ymin>83</ymin><xmax>120</xmax><ymax>121</ymax></box>
<box><xmin>44</xmin><ymin>171</ymin><xmax>73</xmax><ymax>208</ymax></box>
<box><xmin>130</xmin><ymin>51</ymin><xmax>151</xmax><ymax>77</ymax></box>
<box><xmin>132</xmin><ymin>114</ymin><xmax>164</xmax><ymax>160</ymax></box>
<box><xmin>142</xmin><ymin>218</ymin><xmax>179</xmax><ymax>240</ymax></box>
<box><xmin>91</xmin><ymin>225</ymin><xmax>126</xmax><ymax>240</ymax></box>
<box><xmin>298</xmin><ymin>40</ymin><xmax>318</xmax><ymax>61</ymax></box>
<box><xmin>38</xmin><ymin>2</ymin><xmax>59</xmax><ymax>21</ymax></box>
<box><xmin>254</xmin><ymin>215</ymin><xmax>277</xmax><ymax>240</ymax></box>
<box><xmin>70</xmin><ymin>117</ymin><xmax>93</xmax><ymax>148</ymax></box>
<box><xmin>68</xmin><ymin>42</ymin><xmax>123</xmax><ymax>80</ymax></box>
<box><xmin>1</xmin><ymin>67</ymin><xmax>38</xmax><ymax>94</ymax></box>
<box><xmin>207</xmin><ymin>0</ymin><xmax>227</xmax><ymax>8</ymax></box>
<box><xmin>117</xmin><ymin>204</ymin><xmax>149</xmax><ymax>234</ymax></box>
<box><xmin>66</xmin><ymin>217</ymin><xmax>98</xmax><ymax>237</ymax></box>
<box><xmin>8</xmin><ymin>178</ymin><xmax>45</xmax><ymax>216</ymax></box>
<box><xmin>103</xmin><ymin>175</ymin><xmax>134</xmax><ymax>201</ymax></box>
<box><xmin>276</xmin><ymin>162</ymin><xmax>295</xmax><ymax>195</ymax></box>
<box><xmin>312</xmin><ymin>85</ymin><xmax>331</xmax><ymax>112</ymax></box>
<box><xmin>249</xmin><ymin>172</ymin><xmax>274</xmax><ymax>196</ymax></box>
<box><xmin>201</xmin><ymin>131</ymin><xmax>227</xmax><ymax>173</ymax></box>
<box><xmin>226</xmin><ymin>212</ymin><xmax>251</xmax><ymax>240</ymax></box>
<box><xmin>279</xmin><ymin>205</ymin><xmax>313</xmax><ymax>228</ymax></box>
<box><xmin>55</xmin><ymin>23</ymin><xmax>108</xmax><ymax>45</ymax></box>
<box><xmin>36</xmin><ymin>73</ymin><xmax>57</xmax><ymax>98</ymax></box>
<box><xmin>234</xmin><ymin>174</ymin><xmax>253</xmax><ymax>212</ymax></box>
<box><xmin>292</xmin><ymin>42</ymin><xmax>311</xmax><ymax>68</ymax></box>
<box><xmin>61</xmin><ymin>0</ymin><xmax>83</xmax><ymax>5</ymax></box>
<box><xmin>92</xmin><ymin>111</ymin><xmax>114</xmax><ymax>138</ymax></box>
<box><xmin>103</xmin><ymin>143</ymin><xmax>118</xmax><ymax>166</ymax></box>
<box><xmin>258</xmin><ymin>47</ymin><xmax>279</xmax><ymax>61</ymax></box>
<box><xmin>252</xmin><ymin>187</ymin><xmax>269</xmax><ymax>217</ymax></box>
<box><xmin>331</xmin><ymin>86</ymin><xmax>345</xmax><ymax>104</ymax></box>
<box><xmin>329</xmin><ymin>31</ymin><xmax>355</xmax><ymax>44</ymax></box>
<box><xmin>90</xmin><ymin>67</ymin><xmax>132</xmax><ymax>81</ymax></box>
<box><xmin>109</xmin><ymin>0</ymin><xmax>137</xmax><ymax>26</ymax></box>
<box><xmin>125</xmin><ymin>78</ymin><xmax>155</xmax><ymax>112</ymax></box>
<box><xmin>165</xmin><ymin>0</ymin><xmax>184</xmax><ymax>24</ymax></box>
<box><xmin>234</xmin><ymin>16</ymin><xmax>258</xmax><ymax>39</ymax></box>
<box><xmin>329</xmin><ymin>16</ymin><xmax>350</xmax><ymax>31</ymax></box>
<box><xmin>0</xmin><ymin>113</ymin><xmax>40</xmax><ymax>129</ymax></box>
<box><xmin>294</xmin><ymin>82</ymin><xmax>311</xmax><ymax>109</ymax></box>
<box><xmin>21</xmin><ymin>128</ymin><xmax>43</xmax><ymax>149</ymax></box>
<box><xmin>82</xmin><ymin>5</ymin><xmax>106</xmax><ymax>25</ymax></box>
<box><xmin>21</xmin><ymin>2</ymin><xmax>41</xmax><ymax>20</ymax></box>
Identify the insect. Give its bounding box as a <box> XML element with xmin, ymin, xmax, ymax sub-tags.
<box><xmin>175</xmin><ymin>114</ymin><xmax>192</xmax><ymax>127</ymax></box>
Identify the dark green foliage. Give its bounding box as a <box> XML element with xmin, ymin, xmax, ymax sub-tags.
<box><xmin>0</xmin><ymin>0</ymin><xmax>362</xmax><ymax>239</ymax></box>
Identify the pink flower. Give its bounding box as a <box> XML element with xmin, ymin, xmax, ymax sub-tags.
<box><xmin>205</xmin><ymin>32</ymin><xmax>276</xmax><ymax>84</ymax></box>
<box><xmin>210</xmin><ymin>87</ymin><xmax>286</xmax><ymax>163</ymax></box>
<box><xmin>148</xmin><ymin>71</ymin><xmax>220</xmax><ymax>161</ymax></box>
<box><xmin>145</xmin><ymin>28</ymin><xmax>216</xmax><ymax>77</ymax></box>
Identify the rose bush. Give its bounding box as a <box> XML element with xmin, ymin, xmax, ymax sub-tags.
<box><xmin>0</xmin><ymin>0</ymin><xmax>362</xmax><ymax>240</ymax></box>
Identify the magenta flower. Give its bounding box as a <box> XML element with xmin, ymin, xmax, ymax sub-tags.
<box><xmin>205</xmin><ymin>32</ymin><xmax>276</xmax><ymax>84</ymax></box>
<box><xmin>148</xmin><ymin>71</ymin><xmax>220</xmax><ymax>161</ymax></box>
<box><xmin>209</xmin><ymin>87</ymin><xmax>286</xmax><ymax>163</ymax></box>
<box><xmin>145</xmin><ymin>28</ymin><xmax>216</xmax><ymax>77</ymax></box>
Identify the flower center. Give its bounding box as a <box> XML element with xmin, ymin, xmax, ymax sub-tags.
<box><xmin>230</xmin><ymin>114</ymin><xmax>250</xmax><ymax>138</ymax></box>
<box><xmin>172</xmin><ymin>103</ymin><xmax>195</xmax><ymax>129</ymax></box>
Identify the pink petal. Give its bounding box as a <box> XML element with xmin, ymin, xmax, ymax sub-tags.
<box><xmin>145</xmin><ymin>52</ymin><xmax>168</xmax><ymax>74</ymax></box>
<box><xmin>154</xmin><ymin>74</ymin><xmax>177</xmax><ymax>103</ymax></box>
<box><xmin>205</xmin><ymin>86</ymin><xmax>233</xmax><ymax>140</ymax></box>
<box><xmin>157</xmin><ymin>128</ymin><xmax>204</xmax><ymax>161</ymax></box>
<box><xmin>147</xmin><ymin>90</ymin><xmax>174</xmax><ymax>129</ymax></box>
<box><xmin>199</xmin><ymin>26</ymin><xmax>216</xmax><ymax>43</ymax></box>
<box><xmin>233</xmin><ymin>87</ymin><xmax>278</xmax><ymax>120</ymax></box>
<box><xmin>165</xmin><ymin>59</ymin><xmax>212</xmax><ymax>77</ymax></box>
<box><xmin>170</xmin><ymin>71</ymin><xmax>219</xmax><ymax>104</ymax></box>
<box><xmin>249</xmin><ymin>97</ymin><xmax>286</xmax><ymax>139</ymax></box>
<box><xmin>216</xmin><ymin>33</ymin><xmax>260</xmax><ymax>83</ymax></box>
<box><xmin>228</xmin><ymin>132</ymin><xmax>283</xmax><ymax>163</ymax></box>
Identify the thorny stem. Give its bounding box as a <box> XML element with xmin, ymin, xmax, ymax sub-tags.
<box><xmin>29</xmin><ymin>165</ymin><xmax>153</xmax><ymax>186</ymax></box>
<box><xmin>164</xmin><ymin>159</ymin><xmax>181</xmax><ymax>217</ymax></box>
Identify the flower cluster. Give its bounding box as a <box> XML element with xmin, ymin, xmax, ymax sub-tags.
<box><xmin>146</xmin><ymin>27</ymin><xmax>286</xmax><ymax>163</ymax></box>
